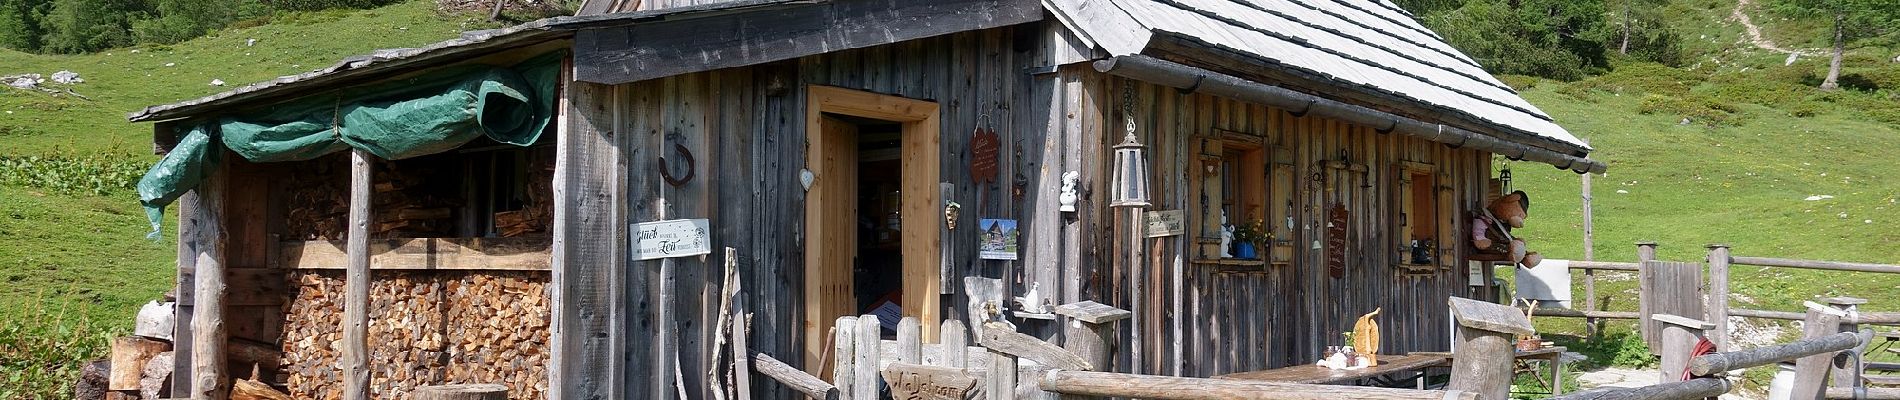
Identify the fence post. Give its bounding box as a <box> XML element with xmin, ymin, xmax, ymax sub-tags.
<box><xmin>1582</xmin><ymin>172</ymin><xmax>1597</xmax><ymax>339</ymax></box>
<box><xmin>1825</xmin><ymin>297</ymin><xmax>1866</xmax><ymax>395</ymax></box>
<box><xmin>1447</xmin><ymin>297</ymin><xmax>1534</xmax><ymax>400</ymax></box>
<box><xmin>832</xmin><ymin>316</ymin><xmax>858</xmax><ymax>400</ymax></box>
<box><xmin>1706</xmin><ymin>245</ymin><xmax>1731</xmax><ymax>352</ymax></box>
<box><xmin>1636</xmin><ymin>242</ymin><xmax>1658</xmax><ymax>348</ymax></box>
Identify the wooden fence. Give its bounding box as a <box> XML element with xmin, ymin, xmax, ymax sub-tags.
<box><xmin>745</xmin><ymin>298</ymin><xmax>1532</xmax><ymax>400</ymax></box>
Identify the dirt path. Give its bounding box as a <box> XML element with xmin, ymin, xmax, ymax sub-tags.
<box><xmin>1730</xmin><ymin>0</ymin><xmax>1814</xmax><ymax>56</ymax></box>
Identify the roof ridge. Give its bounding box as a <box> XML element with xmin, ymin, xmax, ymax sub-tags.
<box><xmin>1226</xmin><ymin>0</ymin><xmax>1502</xmax><ymax>92</ymax></box>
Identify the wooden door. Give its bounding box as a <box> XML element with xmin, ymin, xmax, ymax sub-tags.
<box><xmin>804</xmin><ymin>116</ymin><xmax>859</xmax><ymax>376</ymax></box>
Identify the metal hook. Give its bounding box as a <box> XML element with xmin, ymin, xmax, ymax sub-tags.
<box><xmin>660</xmin><ymin>143</ymin><xmax>695</xmax><ymax>187</ymax></box>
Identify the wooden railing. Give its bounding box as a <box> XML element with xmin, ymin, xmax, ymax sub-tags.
<box><xmin>1548</xmin><ymin>332</ymin><xmax>1865</xmax><ymax>400</ymax></box>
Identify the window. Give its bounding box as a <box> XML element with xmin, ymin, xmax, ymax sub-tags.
<box><xmin>1195</xmin><ymin>130</ymin><xmax>1266</xmax><ymax>262</ymax></box>
<box><xmin>1396</xmin><ymin>161</ymin><xmax>1443</xmax><ymax>272</ymax></box>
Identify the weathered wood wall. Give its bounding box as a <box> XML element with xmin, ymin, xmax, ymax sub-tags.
<box><xmin>1097</xmin><ymin>79</ymin><xmax>1492</xmax><ymax>377</ymax></box>
<box><xmin>593</xmin><ymin>21</ymin><xmax>1102</xmax><ymax>399</ymax></box>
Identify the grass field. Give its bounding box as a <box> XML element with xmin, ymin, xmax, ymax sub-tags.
<box><xmin>0</xmin><ymin>2</ymin><xmax>481</xmax><ymax>396</ymax></box>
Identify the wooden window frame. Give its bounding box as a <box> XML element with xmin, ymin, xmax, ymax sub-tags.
<box><xmin>1394</xmin><ymin>160</ymin><xmax>1447</xmax><ymax>273</ymax></box>
<box><xmin>1192</xmin><ymin>129</ymin><xmax>1267</xmax><ymax>263</ymax></box>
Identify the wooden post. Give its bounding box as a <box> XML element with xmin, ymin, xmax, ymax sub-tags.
<box><xmin>1653</xmin><ymin>314</ymin><xmax>1712</xmax><ymax>383</ymax></box>
<box><xmin>1127</xmin><ymin>208</ymin><xmax>1144</xmax><ymax>375</ymax></box>
<box><xmin>1447</xmin><ymin>297</ymin><xmax>1534</xmax><ymax>400</ymax></box>
<box><xmin>731</xmin><ymin>297</ymin><xmax>753</xmax><ymax>400</ymax></box>
<box><xmin>179</xmin><ymin>156</ymin><xmax>228</xmax><ymax>400</ymax></box>
<box><xmin>1706</xmin><ymin>244</ymin><xmax>1731</xmax><ymax>351</ymax></box>
<box><xmin>988</xmin><ymin>348</ymin><xmax>1018</xmax><ymax>399</ymax></box>
<box><xmin>1825</xmin><ymin>297</ymin><xmax>1866</xmax><ymax>394</ymax></box>
<box><xmin>343</xmin><ymin>148</ymin><xmax>372</xmax><ymax>400</ymax></box>
<box><xmin>1794</xmin><ymin>301</ymin><xmax>1849</xmax><ymax>400</ymax></box>
<box><xmin>832</xmin><ymin>316</ymin><xmax>857</xmax><ymax>400</ymax></box>
<box><xmin>942</xmin><ymin>319</ymin><xmax>968</xmax><ymax>368</ymax></box>
<box><xmin>853</xmin><ymin>315</ymin><xmax>879</xmax><ymax>399</ymax></box>
<box><xmin>411</xmin><ymin>384</ymin><xmax>508</xmax><ymax>400</ymax></box>
<box><xmin>1054</xmin><ymin>301</ymin><xmax>1131</xmax><ymax>372</ymax></box>
<box><xmin>1582</xmin><ymin>172</ymin><xmax>1596</xmax><ymax>338</ymax></box>
<box><xmin>1636</xmin><ymin>242</ymin><xmax>1655</xmax><ymax>346</ymax></box>
<box><xmin>898</xmin><ymin>317</ymin><xmax>922</xmax><ymax>364</ymax></box>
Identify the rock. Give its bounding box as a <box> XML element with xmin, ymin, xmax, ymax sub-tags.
<box><xmin>247</xmin><ymin>38</ymin><xmax>257</xmax><ymax>46</ymax></box>
<box><xmin>211</xmin><ymin>79</ymin><xmax>225</xmax><ymax>86</ymax></box>
<box><xmin>50</xmin><ymin>70</ymin><xmax>81</xmax><ymax>84</ymax></box>
<box><xmin>141</xmin><ymin>352</ymin><xmax>174</xmax><ymax>399</ymax></box>
<box><xmin>1893</xmin><ymin>54</ymin><xmax>1900</xmax><ymax>63</ymax></box>
<box><xmin>135</xmin><ymin>300</ymin><xmax>174</xmax><ymax>340</ymax></box>
<box><xmin>1784</xmin><ymin>53</ymin><xmax>1799</xmax><ymax>66</ymax></box>
<box><xmin>74</xmin><ymin>359</ymin><xmax>111</xmax><ymax>400</ymax></box>
<box><xmin>164</xmin><ymin>62</ymin><xmax>176</xmax><ymax>67</ymax></box>
<box><xmin>6</xmin><ymin>73</ymin><xmax>41</xmax><ymax>89</ymax></box>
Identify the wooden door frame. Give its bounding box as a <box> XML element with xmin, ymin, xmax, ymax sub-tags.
<box><xmin>802</xmin><ymin>85</ymin><xmax>941</xmax><ymax>374</ymax></box>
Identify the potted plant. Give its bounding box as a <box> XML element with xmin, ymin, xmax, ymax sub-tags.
<box><xmin>1232</xmin><ymin>219</ymin><xmax>1268</xmax><ymax>260</ymax></box>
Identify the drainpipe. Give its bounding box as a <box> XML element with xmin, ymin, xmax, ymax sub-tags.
<box><xmin>1093</xmin><ymin>56</ymin><xmax>1607</xmax><ymax>174</ymax></box>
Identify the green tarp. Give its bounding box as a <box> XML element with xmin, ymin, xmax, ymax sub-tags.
<box><xmin>137</xmin><ymin>51</ymin><xmax>563</xmax><ymax>237</ymax></box>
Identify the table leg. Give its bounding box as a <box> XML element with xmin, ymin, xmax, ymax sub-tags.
<box><xmin>1550</xmin><ymin>355</ymin><xmax>1564</xmax><ymax>395</ymax></box>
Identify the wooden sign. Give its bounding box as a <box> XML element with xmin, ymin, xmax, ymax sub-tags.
<box><xmin>1143</xmin><ymin>210</ymin><xmax>1185</xmax><ymax>237</ymax></box>
<box><xmin>969</xmin><ymin>127</ymin><xmax>1000</xmax><ymax>184</ymax></box>
<box><xmin>1326</xmin><ymin>204</ymin><xmax>1349</xmax><ymax>279</ymax></box>
<box><xmin>881</xmin><ymin>363</ymin><xmax>979</xmax><ymax>400</ymax></box>
<box><xmin>630</xmin><ymin>219</ymin><xmax>711</xmax><ymax>261</ymax></box>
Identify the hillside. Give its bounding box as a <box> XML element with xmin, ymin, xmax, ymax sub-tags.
<box><xmin>0</xmin><ymin>2</ymin><xmax>482</xmax><ymax>397</ymax></box>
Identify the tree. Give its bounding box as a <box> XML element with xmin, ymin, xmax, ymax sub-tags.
<box><xmin>37</xmin><ymin>0</ymin><xmax>146</xmax><ymax>53</ymax></box>
<box><xmin>1774</xmin><ymin>0</ymin><xmax>1900</xmax><ymax>90</ymax></box>
<box><xmin>1421</xmin><ymin>0</ymin><xmax>1613</xmax><ymax>80</ymax></box>
<box><xmin>0</xmin><ymin>0</ymin><xmax>49</xmax><ymax>52</ymax></box>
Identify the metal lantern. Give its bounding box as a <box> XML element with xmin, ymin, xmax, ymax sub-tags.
<box><xmin>1110</xmin><ymin>120</ymin><xmax>1151</xmax><ymax>208</ymax></box>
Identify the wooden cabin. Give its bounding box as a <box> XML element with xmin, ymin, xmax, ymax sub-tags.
<box><xmin>128</xmin><ymin>0</ymin><xmax>1605</xmax><ymax>398</ymax></box>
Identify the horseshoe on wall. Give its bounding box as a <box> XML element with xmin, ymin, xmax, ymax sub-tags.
<box><xmin>660</xmin><ymin>143</ymin><xmax>695</xmax><ymax>187</ymax></box>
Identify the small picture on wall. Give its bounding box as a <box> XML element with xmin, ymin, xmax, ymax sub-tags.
<box><xmin>978</xmin><ymin>219</ymin><xmax>1019</xmax><ymax>260</ymax></box>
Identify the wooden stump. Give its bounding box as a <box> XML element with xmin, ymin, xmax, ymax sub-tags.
<box><xmin>411</xmin><ymin>384</ymin><xmax>509</xmax><ymax>400</ymax></box>
<box><xmin>1447</xmin><ymin>297</ymin><xmax>1534</xmax><ymax>400</ymax></box>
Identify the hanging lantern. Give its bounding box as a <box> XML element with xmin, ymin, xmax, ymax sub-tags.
<box><xmin>1500</xmin><ymin>165</ymin><xmax>1513</xmax><ymax>193</ymax></box>
<box><xmin>1110</xmin><ymin>119</ymin><xmax>1151</xmax><ymax>209</ymax></box>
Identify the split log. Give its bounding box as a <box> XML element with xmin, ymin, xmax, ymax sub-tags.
<box><xmin>143</xmin><ymin>352</ymin><xmax>175</xmax><ymax>400</ymax></box>
<box><xmin>225</xmin><ymin>337</ymin><xmax>282</xmax><ymax>368</ymax></box>
<box><xmin>412</xmin><ymin>384</ymin><xmax>508</xmax><ymax>400</ymax></box>
<box><xmin>110</xmin><ymin>336</ymin><xmax>170</xmax><ymax>390</ymax></box>
<box><xmin>231</xmin><ymin>379</ymin><xmax>293</xmax><ymax>400</ymax></box>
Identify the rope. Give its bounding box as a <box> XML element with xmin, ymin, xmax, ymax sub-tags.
<box><xmin>1683</xmin><ymin>337</ymin><xmax>1718</xmax><ymax>380</ymax></box>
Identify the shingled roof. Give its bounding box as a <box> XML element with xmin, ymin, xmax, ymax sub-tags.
<box><xmin>1046</xmin><ymin>0</ymin><xmax>1589</xmax><ymax>153</ymax></box>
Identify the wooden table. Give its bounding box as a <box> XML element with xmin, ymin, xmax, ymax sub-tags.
<box><xmin>1215</xmin><ymin>354</ymin><xmax>1452</xmax><ymax>385</ymax></box>
<box><xmin>1513</xmin><ymin>346</ymin><xmax>1567</xmax><ymax>396</ymax></box>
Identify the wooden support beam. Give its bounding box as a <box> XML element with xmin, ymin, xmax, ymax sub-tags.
<box><xmin>342</xmin><ymin>148</ymin><xmax>372</xmax><ymax>400</ymax></box>
<box><xmin>1039</xmin><ymin>370</ymin><xmax>1478</xmax><ymax>400</ymax></box>
<box><xmin>1794</xmin><ymin>302</ymin><xmax>1849</xmax><ymax>400</ymax></box>
<box><xmin>187</xmin><ymin>157</ymin><xmax>228</xmax><ymax>400</ymax></box>
<box><xmin>550</xmin><ymin>76</ymin><xmax>624</xmax><ymax>400</ymax></box>
<box><xmin>1828</xmin><ymin>298</ymin><xmax>1868</xmax><ymax>395</ymax></box>
<box><xmin>1055</xmin><ymin>301</ymin><xmax>1130</xmax><ymax>371</ymax></box>
<box><xmin>752</xmin><ymin>352</ymin><xmax>837</xmax><ymax>400</ymax></box>
<box><xmin>1654</xmin><ymin>314</ymin><xmax>1711</xmax><ymax>383</ymax></box>
<box><xmin>574</xmin><ymin>0</ymin><xmax>1042</xmax><ymax>84</ymax></box>
<box><xmin>278</xmin><ymin>238</ymin><xmax>551</xmax><ymax>270</ymax></box>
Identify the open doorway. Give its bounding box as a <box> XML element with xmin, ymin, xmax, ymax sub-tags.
<box><xmin>803</xmin><ymin>86</ymin><xmax>940</xmax><ymax>377</ymax></box>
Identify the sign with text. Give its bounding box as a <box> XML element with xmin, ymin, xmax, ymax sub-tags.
<box><xmin>631</xmin><ymin>219</ymin><xmax>711</xmax><ymax>261</ymax></box>
<box><xmin>1143</xmin><ymin>210</ymin><xmax>1185</xmax><ymax>237</ymax></box>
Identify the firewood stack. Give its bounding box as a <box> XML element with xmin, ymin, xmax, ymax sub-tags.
<box><xmin>373</xmin><ymin>159</ymin><xmax>461</xmax><ymax>238</ymax></box>
<box><xmin>493</xmin><ymin>148</ymin><xmax>554</xmax><ymax>238</ymax></box>
<box><xmin>284</xmin><ymin>154</ymin><xmax>349</xmax><ymax>240</ymax></box>
<box><xmin>282</xmin><ymin>270</ymin><xmax>551</xmax><ymax>399</ymax></box>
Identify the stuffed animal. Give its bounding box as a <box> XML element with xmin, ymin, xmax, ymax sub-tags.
<box><xmin>1488</xmin><ymin>190</ymin><xmax>1531</xmax><ymax>228</ymax></box>
<box><xmin>1520</xmin><ymin>251</ymin><xmax>1544</xmax><ymax>268</ymax></box>
<box><xmin>1471</xmin><ymin>217</ymin><xmax>1494</xmax><ymax>250</ymax></box>
<box><xmin>1509</xmin><ymin>238</ymin><xmax>1528</xmax><ymax>264</ymax></box>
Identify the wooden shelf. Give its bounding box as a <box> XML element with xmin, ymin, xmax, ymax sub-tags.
<box><xmin>1193</xmin><ymin>258</ymin><xmax>1267</xmax><ymax>267</ymax></box>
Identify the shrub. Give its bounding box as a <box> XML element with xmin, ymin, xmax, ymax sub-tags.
<box><xmin>0</xmin><ymin>154</ymin><xmax>149</xmax><ymax>196</ymax></box>
<box><xmin>0</xmin><ymin>296</ymin><xmax>118</xmax><ymax>400</ymax></box>
<box><xmin>1569</xmin><ymin>330</ymin><xmax>1657</xmax><ymax>369</ymax></box>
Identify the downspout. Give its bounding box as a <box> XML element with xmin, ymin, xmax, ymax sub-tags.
<box><xmin>1094</xmin><ymin>56</ymin><xmax>1606</xmax><ymax>174</ymax></box>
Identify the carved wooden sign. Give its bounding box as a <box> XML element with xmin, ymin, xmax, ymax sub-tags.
<box><xmin>1326</xmin><ymin>203</ymin><xmax>1349</xmax><ymax>279</ymax></box>
<box><xmin>881</xmin><ymin>363</ymin><xmax>979</xmax><ymax>400</ymax></box>
<box><xmin>969</xmin><ymin>127</ymin><xmax>1000</xmax><ymax>184</ymax></box>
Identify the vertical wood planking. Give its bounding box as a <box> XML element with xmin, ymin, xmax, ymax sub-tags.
<box><xmin>554</xmin><ymin>76</ymin><xmax>624</xmax><ymax>400</ymax></box>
